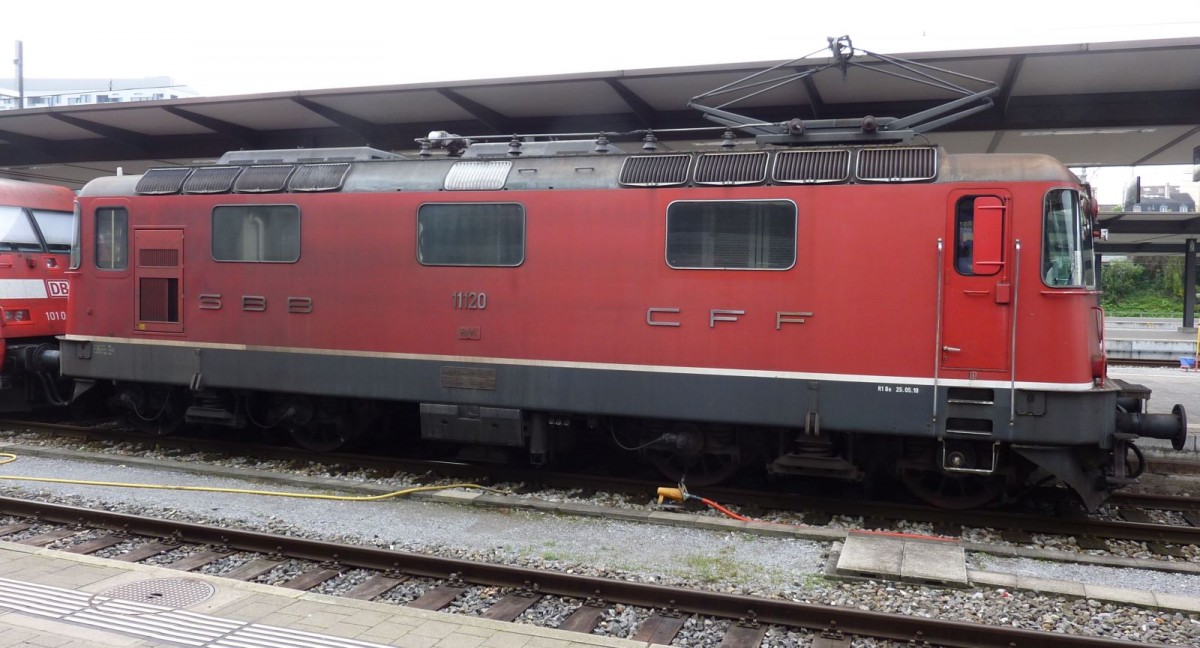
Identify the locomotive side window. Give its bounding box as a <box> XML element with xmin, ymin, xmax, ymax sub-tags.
<box><xmin>95</xmin><ymin>207</ymin><xmax>128</xmax><ymax>270</ymax></box>
<box><xmin>666</xmin><ymin>200</ymin><xmax>796</xmax><ymax>270</ymax></box>
<box><xmin>70</xmin><ymin>203</ymin><xmax>82</xmax><ymax>269</ymax></box>
<box><xmin>417</xmin><ymin>203</ymin><xmax>524</xmax><ymax>267</ymax></box>
<box><xmin>1042</xmin><ymin>189</ymin><xmax>1095</xmax><ymax>287</ymax></box>
<box><xmin>212</xmin><ymin>205</ymin><xmax>300</xmax><ymax>263</ymax></box>
<box><xmin>954</xmin><ymin>199</ymin><xmax>976</xmax><ymax>275</ymax></box>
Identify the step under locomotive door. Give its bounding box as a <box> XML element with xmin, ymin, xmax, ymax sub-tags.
<box><xmin>941</xmin><ymin>193</ymin><xmax>1011</xmax><ymax>373</ymax></box>
<box><xmin>134</xmin><ymin>228</ymin><xmax>184</xmax><ymax>334</ymax></box>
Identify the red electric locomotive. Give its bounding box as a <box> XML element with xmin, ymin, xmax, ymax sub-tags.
<box><xmin>0</xmin><ymin>178</ymin><xmax>75</xmax><ymax>411</ymax></box>
<box><xmin>58</xmin><ymin>41</ymin><xmax>1186</xmax><ymax>509</ymax></box>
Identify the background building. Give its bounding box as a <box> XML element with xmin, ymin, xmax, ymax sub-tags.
<box><xmin>0</xmin><ymin>77</ymin><xmax>197</xmax><ymax>110</ymax></box>
<box><xmin>1130</xmin><ymin>184</ymin><xmax>1198</xmax><ymax>213</ymax></box>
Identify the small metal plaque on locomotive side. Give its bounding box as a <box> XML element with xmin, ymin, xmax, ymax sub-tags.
<box><xmin>440</xmin><ymin>366</ymin><xmax>497</xmax><ymax>390</ymax></box>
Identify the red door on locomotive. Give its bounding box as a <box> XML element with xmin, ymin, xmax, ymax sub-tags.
<box><xmin>941</xmin><ymin>192</ymin><xmax>1011</xmax><ymax>373</ymax></box>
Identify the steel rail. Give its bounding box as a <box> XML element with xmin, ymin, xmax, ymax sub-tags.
<box><xmin>1110</xmin><ymin>491</ymin><xmax>1200</xmax><ymax>512</ymax></box>
<box><xmin>4</xmin><ymin>420</ymin><xmax>1200</xmax><ymax>544</ymax></box>
<box><xmin>0</xmin><ymin>495</ymin><xmax>1164</xmax><ymax>648</ymax></box>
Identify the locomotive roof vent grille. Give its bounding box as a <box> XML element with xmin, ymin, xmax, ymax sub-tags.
<box><xmin>693</xmin><ymin>152</ymin><xmax>769</xmax><ymax>186</ymax></box>
<box><xmin>444</xmin><ymin>161</ymin><xmax>513</xmax><ymax>191</ymax></box>
<box><xmin>182</xmin><ymin>166</ymin><xmax>242</xmax><ymax>194</ymax></box>
<box><xmin>288</xmin><ymin>163</ymin><xmax>352</xmax><ymax>192</ymax></box>
<box><xmin>855</xmin><ymin>147</ymin><xmax>938</xmax><ymax>183</ymax></box>
<box><xmin>619</xmin><ymin>154</ymin><xmax>691</xmax><ymax>187</ymax></box>
<box><xmin>773</xmin><ymin>150</ymin><xmax>852</xmax><ymax>184</ymax></box>
<box><xmin>233</xmin><ymin>165</ymin><xmax>296</xmax><ymax>193</ymax></box>
<box><xmin>136</xmin><ymin>168</ymin><xmax>193</xmax><ymax>195</ymax></box>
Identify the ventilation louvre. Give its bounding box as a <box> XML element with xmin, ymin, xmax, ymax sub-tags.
<box><xmin>138</xmin><ymin>277</ymin><xmax>178</xmax><ymax>323</ymax></box>
<box><xmin>182</xmin><ymin>166</ymin><xmax>241</xmax><ymax>194</ymax></box>
<box><xmin>234</xmin><ymin>165</ymin><xmax>295</xmax><ymax>193</ymax></box>
<box><xmin>694</xmin><ymin>152</ymin><xmax>769</xmax><ymax>186</ymax></box>
<box><xmin>289</xmin><ymin>163</ymin><xmax>351</xmax><ymax>192</ymax></box>
<box><xmin>444</xmin><ymin>161</ymin><xmax>512</xmax><ymax>191</ymax></box>
<box><xmin>856</xmin><ymin>147</ymin><xmax>938</xmax><ymax>182</ymax></box>
<box><xmin>619</xmin><ymin>155</ymin><xmax>690</xmax><ymax>187</ymax></box>
<box><xmin>773</xmin><ymin>150</ymin><xmax>852</xmax><ymax>184</ymax></box>
<box><xmin>139</xmin><ymin>249</ymin><xmax>179</xmax><ymax>267</ymax></box>
<box><xmin>136</xmin><ymin>168</ymin><xmax>192</xmax><ymax>195</ymax></box>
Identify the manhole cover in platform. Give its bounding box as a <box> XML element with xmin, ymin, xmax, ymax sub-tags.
<box><xmin>93</xmin><ymin>578</ymin><xmax>216</xmax><ymax>613</ymax></box>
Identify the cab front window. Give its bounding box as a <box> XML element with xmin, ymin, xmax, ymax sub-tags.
<box><xmin>1042</xmin><ymin>189</ymin><xmax>1095</xmax><ymax>288</ymax></box>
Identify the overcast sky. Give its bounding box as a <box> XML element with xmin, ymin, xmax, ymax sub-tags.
<box><xmin>4</xmin><ymin>0</ymin><xmax>1198</xmax><ymax>96</ymax></box>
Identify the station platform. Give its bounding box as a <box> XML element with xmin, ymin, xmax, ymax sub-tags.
<box><xmin>0</xmin><ymin>541</ymin><xmax>645</xmax><ymax>648</ymax></box>
<box><xmin>1105</xmin><ymin>317</ymin><xmax>1199</xmax><ymax>363</ymax></box>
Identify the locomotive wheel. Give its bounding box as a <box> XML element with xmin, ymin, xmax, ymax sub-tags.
<box><xmin>898</xmin><ymin>466</ymin><xmax>1006</xmax><ymax>509</ymax></box>
<box><xmin>648</xmin><ymin>424</ymin><xmax>741</xmax><ymax>487</ymax></box>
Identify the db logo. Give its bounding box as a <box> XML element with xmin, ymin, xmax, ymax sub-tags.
<box><xmin>46</xmin><ymin>280</ymin><xmax>69</xmax><ymax>297</ymax></box>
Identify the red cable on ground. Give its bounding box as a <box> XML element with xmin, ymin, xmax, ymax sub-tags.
<box><xmin>693</xmin><ymin>493</ymin><xmax>957</xmax><ymax>541</ymax></box>
<box><xmin>698</xmin><ymin>497</ymin><xmax>753</xmax><ymax>522</ymax></box>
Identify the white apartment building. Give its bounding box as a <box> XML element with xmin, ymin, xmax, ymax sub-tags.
<box><xmin>0</xmin><ymin>77</ymin><xmax>197</xmax><ymax>110</ymax></box>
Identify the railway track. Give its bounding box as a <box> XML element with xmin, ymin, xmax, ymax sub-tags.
<box><xmin>4</xmin><ymin>418</ymin><xmax>1200</xmax><ymax>552</ymax></box>
<box><xmin>0</xmin><ymin>495</ymin><xmax>1170</xmax><ymax>648</ymax></box>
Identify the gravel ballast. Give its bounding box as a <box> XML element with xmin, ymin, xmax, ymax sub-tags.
<box><xmin>2</xmin><ymin>438</ymin><xmax>1200</xmax><ymax>645</ymax></box>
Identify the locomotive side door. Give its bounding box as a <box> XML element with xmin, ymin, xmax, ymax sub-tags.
<box><xmin>133</xmin><ymin>228</ymin><xmax>184</xmax><ymax>334</ymax></box>
<box><xmin>941</xmin><ymin>192</ymin><xmax>1010</xmax><ymax>372</ymax></box>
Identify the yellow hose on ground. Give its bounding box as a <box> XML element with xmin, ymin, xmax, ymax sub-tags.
<box><xmin>0</xmin><ymin>451</ymin><xmax>508</xmax><ymax>501</ymax></box>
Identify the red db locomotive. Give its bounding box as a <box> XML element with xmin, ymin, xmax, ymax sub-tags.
<box><xmin>0</xmin><ymin>178</ymin><xmax>74</xmax><ymax>411</ymax></box>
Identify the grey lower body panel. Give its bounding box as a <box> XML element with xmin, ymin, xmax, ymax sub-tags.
<box><xmin>60</xmin><ymin>338</ymin><xmax>1116</xmax><ymax>445</ymax></box>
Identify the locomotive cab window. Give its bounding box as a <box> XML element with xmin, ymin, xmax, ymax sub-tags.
<box><xmin>1042</xmin><ymin>189</ymin><xmax>1095</xmax><ymax>288</ymax></box>
<box><xmin>31</xmin><ymin>209</ymin><xmax>75</xmax><ymax>253</ymax></box>
<box><xmin>0</xmin><ymin>205</ymin><xmax>48</xmax><ymax>252</ymax></box>
<box><xmin>95</xmin><ymin>207</ymin><xmax>128</xmax><ymax>270</ymax></box>
<box><xmin>417</xmin><ymin>203</ymin><xmax>525</xmax><ymax>266</ymax></box>
<box><xmin>666</xmin><ymin>200</ymin><xmax>796</xmax><ymax>270</ymax></box>
<box><xmin>212</xmin><ymin>205</ymin><xmax>300</xmax><ymax>263</ymax></box>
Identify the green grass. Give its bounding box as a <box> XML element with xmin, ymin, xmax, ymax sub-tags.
<box><xmin>682</xmin><ymin>554</ymin><xmax>746</xmax><ymax>584</ymax></box>
<box><xmin>1101</xmin><ymin>291</ymin><xmax>1189</xmax><ymax>317</ymax></box>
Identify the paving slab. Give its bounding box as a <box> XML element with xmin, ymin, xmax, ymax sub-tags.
<box><xmin>835</xmin><ymin>532</ymin><xmax>904</xmax><ymax>579</ymax></box>
<box><xmin>901</xmin><ymin>537</ymin><xmax>968</xmax><ymax>586</ymax></box>
<box><xmin>837</xmin><ymin>531</ymin><xmax>967</xmax><ymax>586</ymax></box>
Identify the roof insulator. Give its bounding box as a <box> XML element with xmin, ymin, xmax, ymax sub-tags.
<box><xmin>418</xmin><ymin>140</ymin><xmax>433</xmax><ymax>158</ymax></box>
<box><xmin>594</xmin><ymin>134</ymin><xmax>611</xmax><ymax>154</ymax></box>
<box><xmin>642</xmin><ymin>131</ymin><xmax>658</xmax><ymax>152</ymax></box>
<box><xmin>508</xmin><ymin>136</ymin><xmax>523</xmax><ymax>157</ymax></box>
<box><xmin>720</xmin><ymin>129</ymin><xmax>736</xmax><ymax>150</ymax></box>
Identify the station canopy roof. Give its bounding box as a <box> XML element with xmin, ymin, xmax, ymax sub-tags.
<box><xmin>0</xmin><ymin>35</ymin><xmax>1196</xmax><ymax>254</ymax></box>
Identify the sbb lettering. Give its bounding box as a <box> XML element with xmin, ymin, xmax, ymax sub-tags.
<box><xmin>197</xmin><ymin>294</ymin><xmax>313</xmax><ymax>314</ymax></box>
